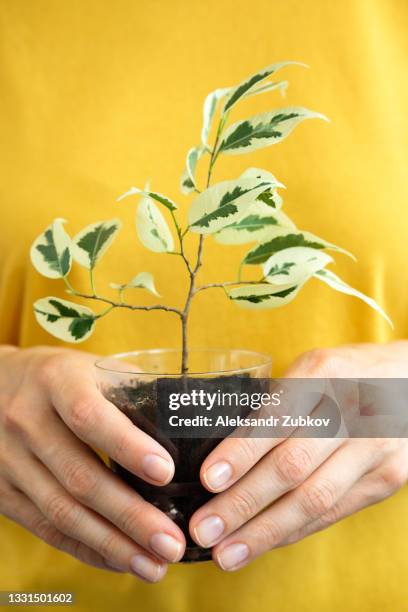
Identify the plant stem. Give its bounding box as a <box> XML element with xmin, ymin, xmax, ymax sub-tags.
<box><xmin>179</xmin><ymin>112</ymin><xmax>226</xmax><ymax>374</ymax></box>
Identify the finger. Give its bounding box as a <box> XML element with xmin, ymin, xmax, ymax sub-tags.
<box><xmin>45</xmin><ymin>356</ymin><xmax>174</xmax><ymax>486</ymax></box>
<box><xmin>0</xmin><ymin>481</ymin><xmax>118</xmax><ymax>572</ymax></box>
<box><xmin>191</xmin><ymin>437</ymin><xmax>343</xmax><ymax>547</ymax></box>
<box><xmin>199</xmin><ymin>382</ymin><xmax>330</xmax><ymax>493</ymax></box>
<box><xmin>280</xmin><ymin>449</ymin><xmax>408</xmax><ymax>546</ymax></box>
<box><xmin>7</xmin><ymin>451</ymin><xmax>168</xmax><ymax>582</ymax></box>
<box><xmin>28</xmin><ymin>411</ymin><xmax>185</xmax><ymax>563</ymax></box>
<box><xmin>212</xmin><ymin>439</ymin><xmax>376</xmax><ymax>571</ymax></box>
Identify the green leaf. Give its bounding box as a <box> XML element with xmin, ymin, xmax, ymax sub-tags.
<box><xmin>243</xmin><ymin>230</ymin><xmax>355</xmax><ymax>265</ymax></box>
<box><xmin>228</xmin><ymin>282</ymin><xmax>302</xmax><ymax>309</ymax></box>
<box><xmin>215</xmin><ymin>200</ymin><xmax>295</xmax><ymax>245</ymax></box>
<box><xmin>30</xmin><ymin>218</ymin><xmax>72</xmax><ymax>279</ymax></box>
<box><xmin>218</xmin><ymin>107</ymin><xmax>329</xmax><ymax>155</ymax></box>
<box><xmin>118</xmin><ymin>187</ymin><xmax>178</xmax><ymax>211</ymax></box>
<box><xmin>110</xmin><ymin>272</ymin><xmax>160</xmax><ymax>297</ymax></box>
<box><xmin>201</xmin><ymin>87</ymin><xmax>231</xmax><ymax>149</ymax></box>
<box><xmin>189</xmin><ymin>175</ymin><xmax>282</xmax><ymax>235</ymax></box>
<box><xmin>223</xmin><ymin>61</ymin><xmax>307</xmax><ymax>114</ymax></box>
<box><xmin>263</xmin><ymin>247</ymin><xmax>333</xmax><ymax>285</ymax></box>
<box><xmin>314</xmin><ymin>269</ymin><xmax>393</xmax><ymax>328</ymax></box>
<box><xmin>72</xmin><ymin>219</ymin><xmax>122</xmax><ymax>270</ymax></box>
<box><xmin>136</xmin><ymin>195</ymin><xmax>174</xmax><ymax>253</ymax></box>
<box><xmin>180</xmin><ymin>145</ymin><xmax>205</xmax><ymax>195</ymax></box>
<box><xmin>33</xmin><ymin>297</ymin><xmax>96</xmax><ymax>342</ymax></box>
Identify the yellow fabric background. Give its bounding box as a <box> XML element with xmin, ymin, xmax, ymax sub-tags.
<box><xmin>0</xmin><ymin>0</ymin><xmax>407</xmax><ymax>610</ymax></box>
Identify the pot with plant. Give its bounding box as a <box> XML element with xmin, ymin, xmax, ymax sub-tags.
<box><xmin>30</xmin><ymin>61</ymin><xmax>391</xmax><ymax>562</ymax></box>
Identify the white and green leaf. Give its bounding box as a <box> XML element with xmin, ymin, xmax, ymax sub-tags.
<box><xmin>201</xmin><ymin>87</ymin><xmax>231</xmax><ymax>149</ymax></box>
<box><xmin>215</xmin><ymin>200</ymin><xmax>294</xmax><ymax>245</ymax></box>
<box><xmin>263</xmin><ymin>247</ymin><xmax>333</xmax><ymax>285</ymax></box>
<box><xmin>244</xmin><ymin>79</ymin><xmax>288</xmax><ymax>100</ymax></box>
<box><xmin>189</xmin><ymin>176</ymin><xmax>282</xmax><ymax>235</ymax></box>
<box><xmin>136</xmin><ymin>196</ymin><xmax>174</xmax><ymax>253</ymax></box>
<box><xmin>33</xmin><ymin>297</ymin><xmax>96</xmax><ymax>343</ymax></box>
<box><xmin>217</xmin><ymin>107</ymin><xmax>329</xmax><ymax>155</ymax></box>
<box><xmin>227</xmin><ymin>282</ymin><xmax>303</xmax><ymax>310</ymax></box>
<box><xmin>118</xmin><ymin>187</ymin><xmax>178</xmax><ymax>211</ymax></box>
<box><xmin>314</xmin><ymin>269</ymin><xmax>393</xmax><ymax>327</ymax></box>
<box><xmin>243</xmin><ymin>230</ymin><xmax>355</xmax><ymax>265</ymax></box>
<box><xmin>110</xmin><ymin>272</ymin><xmax>160</xmax><ymax>297</ymax></box>
<box><xmin>180</xmin><ymin>145</ymin><xmax>205</xmax><ymax>195</ymax></box>
<box><xmin>222</xmin><ymin>61</ymin><xmax>307</xmax><ymax>114</ymax></box>
<box><xmin>30</xmin><ymin>218</ymin><xmax>72</xmax><ymax>279</ymax></box>
<box><xmin>72</xmin><ymin>219</ymin><xmax>121</xmax><ymax>270</ymax></box>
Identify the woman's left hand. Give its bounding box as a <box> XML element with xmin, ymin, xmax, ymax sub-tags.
<box><xmin>189</xmin><ymin>341</ymin><xmax>408</xmax><ymax>571</ymax></box>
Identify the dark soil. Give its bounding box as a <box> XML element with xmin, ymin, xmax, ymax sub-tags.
<box><xmin>105</xmin><ymin>375</ymin><xmax>263</xmax><ymax>563</ymax></box>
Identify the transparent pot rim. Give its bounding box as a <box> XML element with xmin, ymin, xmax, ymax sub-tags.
<box><xmin>94</xmin><ymin>347</ymin><xmax>272</xmax><ymax>377</ymax></box>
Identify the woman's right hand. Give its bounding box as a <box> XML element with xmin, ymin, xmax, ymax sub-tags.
<box><xmin>0</xmin><ymin>345</ymin><xmax>186</xmax><ymax>582</ymax></box>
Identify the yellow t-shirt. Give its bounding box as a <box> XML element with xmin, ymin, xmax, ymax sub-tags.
<box><xmin>1</xmin><ymin>0</ymin><xmax>407</xmax><ymax>610</ymax></box>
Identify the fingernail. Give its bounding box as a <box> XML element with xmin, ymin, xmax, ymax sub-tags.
<box><xmin>203</xmin><ymin>461</ymin><xmax>232</xmax><ymax>490</ymax></box>
<box><xmin>142</xmin><ymin>454</ymin><xmax>173</xmax><ymax>483</ymax></box>
<box><xmin>194</xmin><ymin>515</ymin><xmax>225</xmax><ymax>547</ymax></box>
<box><xmin>150</xmin><ymin>533</ymin><xmax>183</xmax><ymax>562</ymax></box>
<box><xmin>130</xmin><ymin>554</ymin><xmax>165</xmax><ymax>582</ymax></box>
<box><xmin>217</xmin><ymin>543</ymin><xmax>249</xmax><ymax>571</ymax></box>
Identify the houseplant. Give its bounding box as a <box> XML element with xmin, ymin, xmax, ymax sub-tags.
<box><xmin>30</xmin><ymin>61</ymin><xmax>391</xmax><ymax>561</ymax></box>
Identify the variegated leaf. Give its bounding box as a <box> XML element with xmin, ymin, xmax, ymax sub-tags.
<box><xmin>180</xmin><ymin>145</ymin><xmax>205</xmax><ymax>195</ymax></box>
<box><xmin>222</xmin><ymin>61</ymin><xmax>307</xmax><ymax>114</ymax></box>
<box><xmin>33</xmin><ymin>297</ymin><xmax>96</xmax><ymax>342</ymax></box>
<box><xmin>314</xmin><ymin>269</ymin><xmax>393</xmax><ymax>327</ymax></box>
<box><xmin>30</xmin><ymin>218</ymin><xmax>72</xmax><ymax>279</ymax></box>
<box><xmin>118</xmin><ymin>187</ymin><xmax>177</xmax><ymax>211</ymax></box>
<box><xmin>136</xmin><ymin>196</ymin><xmax>174</xmax><ymax>253</ymax></box>
<box><xmin>189</xmin><ymin>176</ymin><xmax>281</xmax><ymax>235</ymax></box>
<box><xmin>228</xmin><ymin>282</ymin><xmax>302</xmax><ymax>309</ymax></box>
<box><xmin>244</xmin><ymin>79</ymin><xmax>288</xmax><ymax>100</ymax></box>
<box><xmin>201</xmin><ymin>87</ymin><xmax>231</xmax><ymax>149</ymax></box>
<box><xmin>243</xmin><ymin>230</ymin><xmax>355</xmax><ymax>265</ymax></box>
<box><xmin>218</xmin><ymin>107</ymin><xmax>329</xmax><ymax>155</ymax></box>
<box><xmin>215</xmin><ymin>201</ymin><xmax>294</xmax><ymax>245</ymax></box>
<box><xmin>72</xmin><ymin>219</ymin><xmax>121</xmax><ymax>270</ymax></box>
<box><xmin>110</xmin><ymin>272</ymin><xmax>160</xmax><ymax>297</ymax></box>
<box><xmin>239</xmin><ymin>167</ymin><xmax>285</xmax><ymax>190</ymax></box>
<box><xmin>263</xmin><ymin>247</ymin><xmax>333</xmax><ymax>285</ymax></box>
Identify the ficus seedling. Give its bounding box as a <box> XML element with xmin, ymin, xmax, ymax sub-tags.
<box><xmin>30</xmin><ymin>61</ymin><xmax>392</xmax><ymax>373</ymax></box>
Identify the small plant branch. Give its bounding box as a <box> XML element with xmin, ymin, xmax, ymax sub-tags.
<box><xmin>66</xmin><ymin>286</ymin><xmax>183</xmax><ymax>317</ymax></box>
<box><xmin>195</xmin><ymin>280</ymin><xmax>269</xmax><ymax>293</ymax></box>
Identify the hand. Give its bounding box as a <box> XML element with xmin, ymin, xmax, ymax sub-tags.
<box><xmin>189</xmin><ymin>341</ymin><xmax>408</xmax><ymax>571</ymax></box>
<box><xmin>0</xmin><ymin>346</ymin><xmax>185</xmax><ymax>581</ymax></box>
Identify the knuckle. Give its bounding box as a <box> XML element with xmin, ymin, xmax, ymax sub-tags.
<box><xmin>256</xmin><ymin>517</ymin><xmax>283</xmax><ymax>547</ymax></box>
<box><xmin>37</xmin><ymin>354</ymin><xmax>69</xmax><ymax>387</ymax></box>
<box><xmin>300</xmin><ymin>480</ymin><xmax>336</xmax><ymax>519</ymax></box>
<box><xmin>318</xmin><ymin>503</ymin><xmax>343</xmax><ymax>528</ymax></box>
<box><xmin>99</xmin><ymin>531</ymin><xmax>119</xmax><ymax>560</ymax></box>
<box><xmin>228</xmin><ymin>487</ymin><xmax>259</xmax><ymax>522</ymax></box>
<box><xmin>61</xmin><ymin>456</ymin><xmax>99</xmax><ymax>501</ymax></box>
<box><xmin>116</xmin><ymin>502</ymin><xmax>146</xmax><ymax>536</ymax></box>
<box><xmin>45</xmin><ymin>494</ymin><xmax>80</xmax><ymax>532</ymax></box>
<box><xmin>302</xmin><ymin>349</ymin><xmax>345</xmax><ymax>377</ymax></box>
<box><xmin>2</xmin><ymin>399</ymin><xmax>25</xmax><ymax>435</ymax></box>
<box><xmin>69</xmin><ymin>397</ymin><xmax>98</xmax><ymax>437</ymax></box>
<box><xmin>32</xmin><ymin>515</ymin><xmax>61</xmax><ymax>544</ymax></box>
<box><xmin>377</xmin><ymin>463</ymin><xmax>407</xmax><ymax>494</ymax></box>
<box><xmin>273</xmin><ymin>443</ymin><xmax>313</xmax><ymax>488</ymax></box>
<box><xmin>237</xmin><ymin>439</ymin><xmax>259</xmax><ymax>466</ymax></box>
